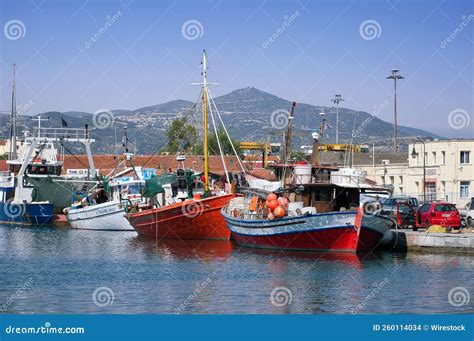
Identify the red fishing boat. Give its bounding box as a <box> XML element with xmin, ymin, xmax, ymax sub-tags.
<box><xmin>127</xmin><ymin>50</ymin><xmax>243</xmax><ymax>240</ymax></box>
<box><xmin>128</xmin><ymin>193</ymin><xmax>235</xmax><ymax>240</ymax></box>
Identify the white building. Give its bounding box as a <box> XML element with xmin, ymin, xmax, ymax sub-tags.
<box><xmin>355</xmin><ymin>139</ymin><xmax>473</xmax><ymax>208</ymax></box>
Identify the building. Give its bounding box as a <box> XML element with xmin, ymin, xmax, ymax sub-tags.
<box><xmin>353</xmin><ymin>139</ymin><xmax>473</xmax><ymax>208</ymax></box>
<box><xmin>0</xmin><ymin>139</ymin><xmax>22</xmax><ymax>158</ymax></box>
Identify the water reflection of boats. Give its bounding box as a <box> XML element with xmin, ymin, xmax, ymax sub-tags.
<box><xmin>130</xmin><ymin>236</ymin><xmax>234</xmax><ymax>260</ymax></box>
<box><xmin>233</xmin><ymin>246</ymin><xmax>382</xmax><ymax>269</ymax></box>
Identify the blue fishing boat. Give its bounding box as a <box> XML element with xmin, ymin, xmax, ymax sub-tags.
<box><xmin>0</xmin><ymin>171</ymin><xmax>53</xmax><ymax>225</ymax></box>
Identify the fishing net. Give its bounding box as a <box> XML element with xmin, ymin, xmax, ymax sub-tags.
<box><xmin>142</xmin><ymin>173</ymin><xmax>177</xmax><ymax>198</ymax></box>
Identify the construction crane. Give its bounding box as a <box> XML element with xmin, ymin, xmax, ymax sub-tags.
<box><xmin>239</xmin><ymin>142</ymin><xmax>282</xmax><ymax>168</ymax></box>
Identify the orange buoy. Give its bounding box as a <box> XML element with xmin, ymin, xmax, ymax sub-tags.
<box><xmin>267</xmin><ymin>212</ymin><xmax>275</xmax><ymax>220</ymax></box>
<box><xmin>267</xmin><ymin>199</ymin><xmax>278</xmax><ymax>211</ymax></box>
<box><xmin>267</xmin><ymin>193</ymin><xmax>277</xmax><ymax>202</ymax></box>
<box><xmin>277</xmin><ymin>197</ymin><xmax>289</xmax><ymax>208</ymax></box>
<box><xmin>274</xmin><ymin>205</ymin><xmax>285</xmax><ymax>218</ymax></box>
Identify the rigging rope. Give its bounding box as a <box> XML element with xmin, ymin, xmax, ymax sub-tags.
<box><xmin>208</xmin><ymin>88</ymin><xmax>246</xmax><ymax>174</ymax></box>
<box><xmin>207</xmin><ymin>91</ymin><xmax>230</xmax><ymax>185</ymax></box>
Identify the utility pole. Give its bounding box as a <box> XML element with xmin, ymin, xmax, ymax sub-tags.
<box><xmin>387</xmin><ymin>69</ymin><xmax>404</xmax><ymax>153</ymax></box>
<box><xmin>331</xmin><ymin>94</ymin><xmax>344</xmax><ymax>144</ymax></box>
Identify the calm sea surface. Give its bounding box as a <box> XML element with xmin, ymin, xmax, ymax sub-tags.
<box><xmin>0</xmin><ymin>224</ymin><xmax>473</xmax><ymax>314</ymax></box>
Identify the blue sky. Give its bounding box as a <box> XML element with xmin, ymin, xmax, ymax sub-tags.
<box><xmin>0</xmin><ymin>0</ymin><xmax>472</xmax><ymax>138</ymax></box>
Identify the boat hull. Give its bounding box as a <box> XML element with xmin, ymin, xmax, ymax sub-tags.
<box><xmin>66</xmin><ymin>201</ymin><xmax>133</xmax><ymax>231</ymax></box>
<box><xmin>0</xmin><ymin>202</ymin><xmax>54</xmax><ymax>225</ymax></box>
<box><xmin>128</xmin><ymin>194</ymin><xmax>235</xmax><ymax>240</ymax></box>
<box><xmin>222</xmin><ymin>210</ymin><xmax>395</xmax><ymax>252</ymax></box>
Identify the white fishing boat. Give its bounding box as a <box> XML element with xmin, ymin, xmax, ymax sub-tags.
<box><xmin>64</xmin><ymin>131</ymin><xmax>147</xmax><ymax>231</ymax></box>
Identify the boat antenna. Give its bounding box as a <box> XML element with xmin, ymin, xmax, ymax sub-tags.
<box><xmin>32</xmin><ymin>114</ymin><xmax>49</xmax><ymax>138</ymax></box>
<box><xmin>122</xmin><ymin>126</ymin><xmax>129</xmax><ymax>153</ymax></box>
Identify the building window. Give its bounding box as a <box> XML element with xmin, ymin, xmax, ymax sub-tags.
<box><xmin>460</xmin><ymin>181</ymin><xmax>470</xmax><ymax>198</ymax></box>
<box><xmin>389</xmin><ymin>176</ymin><xmax>394</xmax><ymax>184</ymax></box>
<box><xmin>441</xmin><ymin>151</ymin><xmax>446</xmax><ymax>165</ymax></box>
<box><xmin>399</xmin><ymin>176</ymin><xmax>403</xmax><ymax>185</ymax></box>
<box><xmin>425</xmin><ymin>182</ymin><xmax>436</xmax><ymax>201</ymax></box>
<box><xmin>460</xmin><ymin>151</ymin><xmax>470</xmax><ymax>164</ymax></box>
<box><xmin>432</xmin><ymin>151</ymin><xmax>436</xmax><ymax>165</ymax></box>
<box><xmin>424</xmin><ymin>152</ymin><xmax>428</xmax><ymax>165</ymax></box>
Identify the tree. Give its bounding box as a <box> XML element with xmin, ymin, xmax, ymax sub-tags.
<box><xmin>290</xmin><ymin>150</ymin><xmax>309</xmax><ymax>162</ymax></box>
<box><xmin>165</xmin><ymin>117</ymin><xmax>197</xmax><ymax>153</ymax></box>
<box><xmin>207</xmin><ymin>129</ymin><xmax>241</xmax><ymax>157</ymax></box>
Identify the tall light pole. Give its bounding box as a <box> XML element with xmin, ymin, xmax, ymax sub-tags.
<box><xmin>331</xmin><ymin>94</ymin><xmax>344</xmax><ymax>144</ymax></box>
<box><xmin>411</xmin><ymin>138</ymin><xmax>426</xmax><ymax>203</ymax></box>
<box><xmin>387</xmin><ymin>69</ymin><xmax>404</xmax><ymax>153</ymax></box>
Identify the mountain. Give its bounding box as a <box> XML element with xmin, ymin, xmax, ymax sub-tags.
<box><xmin>0</xmin><ymin>87</ymin><xmax>440</xmax><ymax>155</ymax></box>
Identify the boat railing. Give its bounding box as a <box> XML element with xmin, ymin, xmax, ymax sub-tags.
<box><xmin>311</xmin><ymin>174</ymin><xmax>331</xmax><ymax>183</ymax></box>
<box><xmin>31</xmin><ymin>128</ymin><xmax>95</xmax><ymax>141</ymax></box>
<box><xmin>222</xmin><ymin>206</ymin><xmax>268</xmax><ymax>220</ymax></box>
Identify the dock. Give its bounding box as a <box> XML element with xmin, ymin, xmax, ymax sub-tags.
<box><xmin>388</xmin><ymin>229</ymin><xmax>474</xmax><ymax>253</ymax></box>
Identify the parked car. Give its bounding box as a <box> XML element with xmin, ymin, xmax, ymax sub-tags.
<box><xmin>380</xmin><ymin>196</ymin><xmax>420</xmax><ymax>218</ymax></box>
<box><xmin>460</xmin><ymin>197</ymin><xmax>474</xmax><ymax>227</ymax></box>
<box><xmin>417</xmin><ymin>202</ymin><xmax>461</xmax><ymax>228</ymax></box>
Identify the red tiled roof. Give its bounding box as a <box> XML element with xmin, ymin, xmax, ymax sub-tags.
<box><xmin>0</xmin><ymin>160</ymin><xmax>7</xmax><ymax>171</ymax></box>
<box><xmin>62</xmin><ymin>154</ymin><xmax>249</xmax><ymax>176</ymax></box>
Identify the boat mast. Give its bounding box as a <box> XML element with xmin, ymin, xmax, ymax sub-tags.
<box><xmin>284</xmin><ymin>102</ymin><xmax>296</xmax><ymax>164</ymax></box>
<box><xmin>202</xmin><ymin>49</ymin><xmax>209</xmax><ymax>196</ymax></box>
<box><xmin>10</xmin><ymin>64</ymin><xmax>17</xmax><ymax>160</ymax></box>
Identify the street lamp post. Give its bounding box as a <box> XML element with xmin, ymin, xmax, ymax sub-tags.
<box><xmin>411</xmin><ymin>138</ymin><xmax>426</xmax><ymax>203</ymax></box>
<box><xmin>387</xmin><ymin>69</ymin><xmax>404</xmax><ymax>153</ymax></box>
<box><xmin>331</xmin><ymin>94</ymin><xmax>344</xmax><ymax>144</ymax></box>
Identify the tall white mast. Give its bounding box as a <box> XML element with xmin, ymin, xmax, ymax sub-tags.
<box><xmin>10</xmin><ymin>64</ymin><xmax>17</xmax><ymax>160</ymax></box>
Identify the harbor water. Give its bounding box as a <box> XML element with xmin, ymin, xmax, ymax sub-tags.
<box><xmin>0</xmin><ymin>223</ymin><xmax>473</xmax><ymax>314</ymax></box>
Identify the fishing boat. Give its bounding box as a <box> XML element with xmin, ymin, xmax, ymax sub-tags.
<box><xmin>0</xmin><ymin>170</ymin><xmax>53</xmax><ymax>225</ymax></box>
<box><xmin>221</xmin><ymin>109</ymin><xmax>395</xmax><ymax>252</ymax></box>
<box><xmin>0</xmin><ymin>65</ymin><xmax>54</xmax><ymax>225</ymax></box>
<box><xmin>222</xmin><ymin>165</ymin><xmax>396</xmax><ymax>252</ymax></box>
<box><xmin>127</xmin><ymin>50</ymin><xmax>243</xmax><ymax>240</ymax></box>
<box><xmin>64</xmin><ymin>149</ymin><xmax>146</xmax><ymax>231</ymax></box>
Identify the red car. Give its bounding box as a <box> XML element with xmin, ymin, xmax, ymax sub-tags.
<box><xmin>417</xmin><ymin>202</ymin><xmax>461</xmax><ymax>228</ymax></box>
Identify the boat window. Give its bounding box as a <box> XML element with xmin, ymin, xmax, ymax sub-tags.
<box><xmin>313</xmin><ymin>188</ymin><xmax>332</xmax><ymax>202</ymax></box>
<box><xmin>128</xmin><ymin>185</ymin><xmax>142</xmax><ymax>194</ymax></box>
